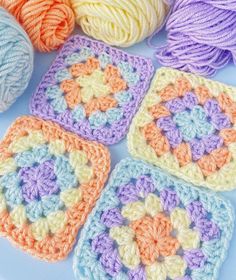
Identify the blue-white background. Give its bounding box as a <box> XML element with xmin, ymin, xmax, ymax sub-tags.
<box><xmin>0</xmin><ymin>30</ymin><xmax>236</xmax><ymax>280</ymax></box>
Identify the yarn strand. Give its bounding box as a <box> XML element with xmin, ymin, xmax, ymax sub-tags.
<box><xmin>155</xmin><ymin>0</ymin><xmax>236</xmax><ymax>76</ymax></box>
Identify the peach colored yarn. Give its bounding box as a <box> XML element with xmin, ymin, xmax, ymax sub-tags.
<box><xmin>0</xmin><ymin>0</ymin><xmax>75</xmax><ymax>52</ymax></box>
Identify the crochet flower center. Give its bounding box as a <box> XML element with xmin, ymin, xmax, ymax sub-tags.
<box><xmin>131</xmin><ymin>214</ymin><xmax>179</xmax><ymax>265</ymax></box>
<box><xmin>19</xmin><ymin>160</ymin><xmax>59</xmax><ymax>203</ymax></box>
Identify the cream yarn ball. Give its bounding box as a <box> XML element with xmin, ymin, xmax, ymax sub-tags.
<box><xmin>71</xmin><ymin>0</ymin><xmax>169</xmax><ymax>47</ymax></box>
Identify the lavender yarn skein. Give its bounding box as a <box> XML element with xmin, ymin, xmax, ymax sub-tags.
<box><xmin>155</xmin><ymin>0</ymin><xmax>236</xmax><ymax>76</ymax></box>
<box><xmin>0</xmin><ymin>8</ymin><xmax>33</xmax><ymax>112</ymax></box>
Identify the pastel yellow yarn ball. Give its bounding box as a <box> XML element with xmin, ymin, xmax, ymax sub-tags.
<box><xmin>71</xmin><ymin>0</ymin><xmax>169</xmax><ymax>47</ymax></box>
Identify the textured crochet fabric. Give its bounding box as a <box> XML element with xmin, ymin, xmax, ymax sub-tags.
<box><xmin>73</xmin><ymin>158</ymin><xmax>234</xmax><ymax>280</ymax></box>
<box><xmin>0</xmin><ymin>116</ymin><xmax>110</xmax><ymax>261</ymax></box>
<box><xmin>30</xmin><ymin>35</ymin><xmax>154</xmax><ymax>145</ymax></box>
<box><xmin>128</xmin><ymin>67</ymin><xmax>236</xmax><ymax>191</ymax></box>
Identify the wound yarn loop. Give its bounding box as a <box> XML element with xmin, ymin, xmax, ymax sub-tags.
<box><xmin>0</xmin><ymin>8</ymin><xmax>33</xmax><ymax>112</ymax></box>
<box><xmin>71</xmin><ymin>0</ymin><xmax>170</xmax><ymax>47</ymax></box>
<box><xmin>155</xmin><ymin>0</ymin><xmax>236</xmax><ymax>77</ymax></box>
<box><xmin>0</xmin><ymin>0</ymin><xmax>75</xmax><ymax>52</ymax></box>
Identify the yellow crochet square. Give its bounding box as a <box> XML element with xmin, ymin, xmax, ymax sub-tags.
<box><xmin>128</xmin><ymin>67</ymin><xmax>236</xmax><ymax>191</ymax></box>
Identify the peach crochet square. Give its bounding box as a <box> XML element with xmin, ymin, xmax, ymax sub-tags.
<box><xmin>0</xmin><ymin>116</ymin><xmax>110</xmax><ymax>261</ymax></box>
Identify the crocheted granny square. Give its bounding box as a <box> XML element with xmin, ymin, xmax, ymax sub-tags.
<box><xmin>0</xmin><ymin>116</ymin><xmax>110</xmax><ymax>261</ymax></box>
<box><xmin>30</xmin><ymin>35</ymin><xmax>154</xmax><ymax>145</ymax></box>
<box><xmin>128</xmin><ymin>67</ymin><xmax>236</xmax><ymax>191</ymax></box>
<box><xmin>73</xmin><ymin>158</ymin><xmax>234</xmax><ymax>280</ymax></box>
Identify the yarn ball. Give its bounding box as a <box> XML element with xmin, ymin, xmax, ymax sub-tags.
<box><xmin>71</xmin><ymin>0</ymin><xmax>170</xmax><ymax>47</ymax></box>
<box><xmin>155</xmin><ymin>0</ymin><xmax>236</xmax><ymax>77</ymax></box>
<box><xmin>0</xmin><ymin>0</ymin><xmax>75</xmax><ymax>52</ymax></box>
<box><xmin>0</xmin><ymin>8</ymin><xmax>33</xmax><ymax>112</ymax></box>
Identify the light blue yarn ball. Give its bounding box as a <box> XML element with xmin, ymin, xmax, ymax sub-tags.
<box><xmin>0</xmin><ymin>8</ymin><xmax>34</xmax><ymax>112</ymax></box>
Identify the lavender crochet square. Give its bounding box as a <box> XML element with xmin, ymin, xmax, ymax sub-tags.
<box><xmin>30</xmin><ymin>35</ymin><xmax>154</xmax><ymax>145</ymax></box>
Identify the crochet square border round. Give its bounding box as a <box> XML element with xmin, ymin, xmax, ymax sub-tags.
<box><xmin>0</xmin><ymin>116</ymin><xmax>110</xmax><ymax>261</ymax></box>
<box><xmin>30</xmin><ymin>35</ymin><xmax>154</xmax><ymax>145</ymax></box>
<box><xmin>128</xmin><ymin>67</ymin><xmax>236</xmax><ymax>191</ymax></box>
<box><xmin>73</xmin><ymin>158</ymin><xmax>234</xmax><ymax>280</ymax></box>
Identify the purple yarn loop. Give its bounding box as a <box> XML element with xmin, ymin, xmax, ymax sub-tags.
<box><xmin>152</xmin><ymin>0</ymin><xmax>236</xmax><ymax>76</ymax></box>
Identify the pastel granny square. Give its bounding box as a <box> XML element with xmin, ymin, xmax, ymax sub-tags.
<box><xmin>0</xmin><ymin>116</ymin><xmax>110</xmax><ymax>261</ymax></box>
<box><xmin>30</xmin><ymin>35</ymin><xmax>154</xmax><ymax>145</ymax></box>
<box><xmin>73</xmin><ymin>158</ymin><xmax>234</xmax><ymax>280</ymax></box>
<box><xmin>128</xmin><ymin>67</ymin><xmax>236</xmax><ymax>191</ymax></box>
